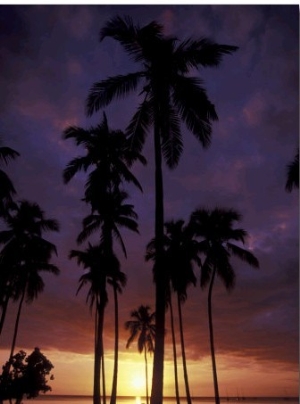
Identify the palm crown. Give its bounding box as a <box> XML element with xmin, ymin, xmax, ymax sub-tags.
<box><xmin>87</xmin><ymin>15</ymin><xmax>238</xmax><ymax>168</ymax></box>
<box><xmin>191</xmin><ymin>207</ymin><xmax>259</xmax><ymax>289</ymax></box>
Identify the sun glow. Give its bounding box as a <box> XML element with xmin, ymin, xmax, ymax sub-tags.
<box><xmin>132</xmin><ymin>374</ymin><xmax>145</xmax><ymax>389</ymax></box>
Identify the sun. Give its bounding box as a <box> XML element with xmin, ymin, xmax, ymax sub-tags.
<box><xmin>132</xmin><ymin>375</ymin><xmax>145</xmax><ymax>390</ymax></box>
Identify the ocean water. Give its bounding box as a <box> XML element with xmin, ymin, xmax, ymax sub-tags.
<box><xmin>21</xmin><ymin>396</ymin><xmax>299</xmax><ymax>404</ymax></box>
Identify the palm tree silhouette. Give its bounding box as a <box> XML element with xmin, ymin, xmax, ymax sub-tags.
<box><xmin>285</xmin><ymin>148</ymin><xmax>299</xmax><ymax>192</ymax></box>
<box><xmin>0</xmin><ymin>200</ymin><xmax>59</xmax><ymax>358</ymax></box>
<box><xmin>63</xmin><ymin>114</ymin><xmax>142</xmax><ymax>404</ymax></box>
<box><xmin>191</xmin><ymin>207</ymin><xmax>259</xmax><ymax>404</ymax></box>
<box><xmin>70</xmin><ymin>243</ymin><xmax>118</xmax><ymax>404</ymax></box>
<box><xmin>63</xmin><ymin>112</ymin><xmax>146</xmax><ymax>207</ymax></box>
<box><xmin>72</xmin><ymin>189</ymin><xmax>138</xmax><ymax>404</ymax></box>
<box><xmin>164</xmin><ymin>220</ymin><xmax>200</xmax><ymax>404</ymax></box>
<box><xmin>125</xmin><ymin>305</ymin><xmax>155</xmax><ymax>404</ymax></box>
<box><xmin>108</xmin><ymin>270</ymin><xmax>127</xmax><ymax>404</ymax></box>
<box><xmin>87</xmin><ymin>16</ymin><xmax>238</xmax><ymax>403</ymax></box>
<box><xmin>0</xmin><ymin>144</ymin><xmax>19</xmax><ymax>216</ymax></box>
<box><xmin>146</xmin><ymin>220</ymin><xmax>201</xmax><ymax>404</ymax></box>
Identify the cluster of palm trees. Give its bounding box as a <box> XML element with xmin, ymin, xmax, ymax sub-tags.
<box><xmin>63</xmin><ymin>13</ymin><xmax>260</xmax><ymax>404</ymax></box>
<box><xmin>0</xmin><ymin>143</ymin><xmax>60</xmax><ymax>378</ymax></box>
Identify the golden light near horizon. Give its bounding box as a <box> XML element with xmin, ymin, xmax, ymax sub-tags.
<box><xmin>132</xmin><ymin>374</ymin><xmax>145</xmax><ymax>390</ymax></box>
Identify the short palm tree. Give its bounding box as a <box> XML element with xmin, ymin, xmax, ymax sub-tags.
<box><xmin>146</xmin><ymin>220</ymin><xmax>201</xmax><ymax>404</ymax></box>
<box><xmin>70</xmin><ymin>243</ymin><xmax>117</xmax><ymax>404</ymax></box>
<box><xmin>74</xmin><ymin>189</ymin><xmax>138</xmax><ymax>404</ymax></box>
<box><xmin>191</xmin><ymin>207</ymin><xmax>259</xmax><ymax>404</ymax></box>
<box><xmin>164</xmin><ymin>220</ymin><xmax>200</xmax><ymax>404</ymax></box>
<box><xmin>285</xmin><ymin>148</ymin><xmax>299</xmax><ymax>192</ymax></box>
<box><xmin>0</xmin><ymin>200</ymin><xmax>59</xmax><ymax>358</ymax></box>
<box><xmin>87</xmin><ymin>16</ymin><xmax>238</xmax><ymax>403</ymax></box>
<box><xmin>125</xmin><ymin>305</ymin><xmax>155</xmax><ymax>404</ymax></box>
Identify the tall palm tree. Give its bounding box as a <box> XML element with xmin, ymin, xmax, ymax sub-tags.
<box><xmin>191</xmin><ymin>207</ymin><xmax>259</xmax><ymax>404</ymax></box>
<box><xmin>0</xmin><ymin>200</ymin><xmax>59</xmax><ymax>358</ymax></box>
<box><xmin>285</xmin><ymin>148</ymin><xmax>299</xmax><ymax>192</ymax></box>
<box><xmin>63</xmin><ymin>114</ymin><xmax>142</xmax><ymax>404</ymax></box>
<box><xmin>0</xmin><ymin>144</ymin><xmax>19</xmax><ymax>216</ymax></box>
<box><xmin>125</xmin><ymin>305</ymin><xmax>155</xmax><ymax>404</ymax></box>
<box><xmin>87</xmin><ymin>16</ymin><xmax>238</xmax><ymax>403</ymax></box>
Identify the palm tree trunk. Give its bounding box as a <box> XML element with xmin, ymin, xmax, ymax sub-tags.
<box><xmin>110</xmin><ymin>283</ymin><xmax>119</xmax><ymax>404</ymax></box>
<box><xmin>0</xmin><ymin>293</ymin><xmax>10</xmax><ymax>337</ymax></box>
<box><xmin>94</xmin><ymin>305</ymin><xmax>102</xmax><ymax>404</ymax></box>
<box><xmin>102</xmin><ymin>338</ymin><xmax>106</xmax><ymax>404</ymax></box>
<box><xmin>169</xmin><ymin>291</ymin><xmax>180</xmax><ymax>404</ymax></box>
<box><xmin>144</xmin><ymin>346</ymin><xmax>149</xmax><ymax>404</ymax></box>
<box><xmin>151</xmin><ymin>115</ymin><xmax>165</xmax><ymax>404</ymax></box>
<box><xmin>10</xmin><ymin>286</ymin><xmax>25</xmax><ymax>359</ymax></box>
<box><xmin>208</xmin><ymin>266</ymin><xmax>220</xmax><ymax>404</ymax></box>
<box><xmin>177</xmin><ymin>294</ymin><xmax>192</xmax><ymax>404</ymax></box>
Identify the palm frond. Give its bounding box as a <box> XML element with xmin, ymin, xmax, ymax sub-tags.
<box><xmin>161</xmin><ymin>104</ymin><xmax>183</xmax><ymax>168</ymax></box>
<box><xmin>175</xmin><ymin>38</ymin><xmax>238</xmax><ymax>70</ymax></box>
<box><xmin>285</xmin><ymin>148</ymin><xmax>299</xmax><ymax>192</ymax></box>
<box><xmin>86</xmin><ymin>73</ymin><xmax>143</xmax><ymax>116</ymax></box>
<box><xmin>126</xmin><ymin>97</ymin><xmax>153</xmax><ymax>153</ymax></box>
<box><xmin>173</xmin><ymin>76</ymin><xmax>217</xmax><ymax>148</ymax></box>
<box><xmin>63</xmin><ymin>156</ymin><xmax>91</xmax><ymax>184</ymax></box>
<box><xmin>0</xmin><ymin>147</ymin><xmax>20</xmax><ymax>165</ymax></box>
<box><xmin>227</xmin><ymin>242</ymin><xmax>259</xmax><ymax>268</ymax></box>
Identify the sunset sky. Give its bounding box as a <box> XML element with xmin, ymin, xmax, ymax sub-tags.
<box><xmin>0</xmin><ymin>3</ymin><xmax>298</xmax><ymax>398</ymax></box>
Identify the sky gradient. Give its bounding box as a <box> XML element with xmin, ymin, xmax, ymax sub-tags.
<box><xmin>0</xmin><ymin>4</ymin><xmax>298</xmax><ymax>398</ymax></box>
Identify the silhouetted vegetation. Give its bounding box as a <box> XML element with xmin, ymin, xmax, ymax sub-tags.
<box><xmin>63</xmin><ymin>113</ymin><xmax>143</xmax><ymax>404</ymax></box>
<box><xmin>125</xmin><ymin>305</ymin><xmax>155</xmax><ymax>404</ymax></box>
<box><xmin>285</xmin><ymin>148</ymin><xmax>299</xmax><ymax>192</ymax></box>
<box><xmin>87</xmin><ymin>15</ymin><xmax>238</xmax><ymax>404</ymax></box>
<box><xmin>0</xmin><ymin>348</ymin><xmax>54</xmax><ymax>404</ymax></box>
<box><xmin>191</xmin><ymin>207</ymin><xmax>259</xmax><ymax>404</ymax></box>
<box><xmin>0</xmin><ymin>201</ymin><xmax>60</xmax><ymax>359</ymax></box>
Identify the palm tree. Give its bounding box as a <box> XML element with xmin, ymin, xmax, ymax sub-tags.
<box><xmin>191</xmin><ymin>207</ymin><xmax>259</xmax><ymax>404</ymax></box>
<box><xmin>164</xmin><ymin>220</ymin><xmax>200</xmax><ymax>404</ymax></box>
<box><xmin>63</xmin><ymin>112</ymin><xmax>146</xmax><ymax>210</ymax></box>
<box><xmin>63</xmin><ymin>114</ymin><xmax>143</xmax><ymax>404</ymax></box>
<box><xmin>146</xmin><ymin>220</ymin><xmax>201</xmax><ymax>404</ymax></box>
<box><xmin>108</xmin><ymin>270</ymin><xmax>127</xmax><ymax>404</ymax></box>
<box><xmin>87</xmin><ymin>16</ymin><xmax>238</xmax><ymax>403</ymax></box>
<box><xmin>285</xmin><ymin>148</ymin><xmax>299</xmax><ymax>192</ymax></box>
<box><xmin>0</xmin><ymin>144</ymin><xmax>19</xmax><ymax>216</ymax></box>
<box><xmin>125</xmin><ymin>305</ymin><xmax>155</xmax><ymax>404</ymax></box>
<box><xmin>0</xmin><ymin>200</ymin><xmax>59</xmax><ymax>358</ymax></box>
<box><xmin>70</xmin><ymin>243</ymin><xmax>117</xmax><ymax>404</ymax></box>
<box><xmin>73</xmin><ymin>188</ymin><xmax>138</xmax><ymax>404</ymax></box>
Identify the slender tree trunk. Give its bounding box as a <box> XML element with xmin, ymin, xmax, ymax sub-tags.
<box><xmin>177</xmin><ymin>294</ymin><xmax>192</xmax><ymax>404</ymax></box>
<box><xmin>110</xmin><ymin>284</ymin><xmax>119</xmax><ymax>404</ymax></box>
<box><xmin>144</xmin><ymin>346</ymin><xmax>149</xmax><ymax>404</ymax></box>
<box><xmin>208</xmin><ymin>266</ymin><xmax>220</xmax><ymax>404</ymax></box>
<box><xmin>151</xmin><ymin>115</ymin><xmax>165</xmax><ymax>404</ymax></box>
<box><xmin>169</xmin><ymin>291</ymin><xmax>180</xmax><ymax>404</ymax></box>
<box><xmin>102</xmin><ymin>338</ymin><xmax>106</xmax><ymax>404</ymax></box>
<box><xmin>94</xmin><ymin>305</ymin><xmax>102</xmax><ymax>404</ymax></box>
<box><xmin>0</xmin><ymin>294</ymin><xmax>10</xmax><ymax>338</ymax></box>
<box><xmin>10</xmin><ymin>286</ymin><xmax>25</xmax><ymax>359</ymax></box>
